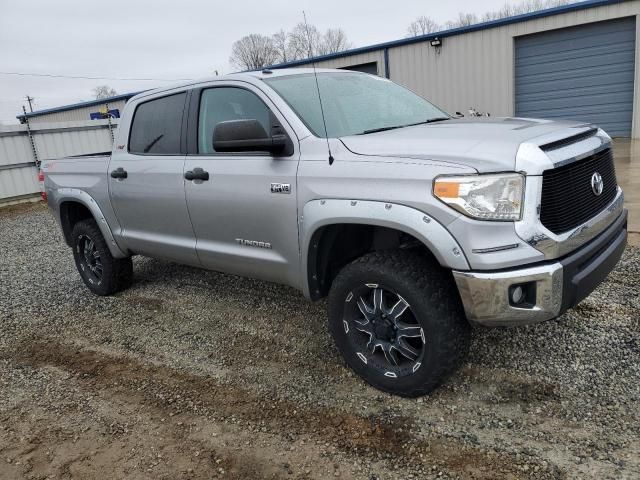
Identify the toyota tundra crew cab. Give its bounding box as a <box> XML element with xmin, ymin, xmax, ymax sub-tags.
<box><xmin>41</xmin><ymin>69</ymin><xmax>627</xmax><ymax>397</ymax></box>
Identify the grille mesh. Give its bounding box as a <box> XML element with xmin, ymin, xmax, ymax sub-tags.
<box><xmin>540</xmin><ymin>148</ymin><xmax>617</xmax><ymax>235</ymax></box>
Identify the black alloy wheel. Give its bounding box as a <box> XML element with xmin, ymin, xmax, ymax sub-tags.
<box><xmin>76</xmin><ymin>234</ymin><xmax>103</xmax><ymax>286</ymax></box>
<box><xmin>328</xmin><ymin>250</ymin><xmax>470</xmax><ymax>397</ymax></box>
<box><xmin>71</xmin><ymin>219</ymin><xmax>133</xmax><ymax>296</ymax></box>
<box><xmin>342</xmin><ymin>283</ymin><xmax>426</xmax><ymax>379</ymax></box>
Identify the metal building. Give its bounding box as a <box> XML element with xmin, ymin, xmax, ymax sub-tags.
<box><xmin>271</xmin><ymin>0</ymin><xmax>640</xmax><ymax>138</ymax></box>
<box><xmin>17</xmin><ymin>92</ymin><xmax>139</xmax><ymax>124</ymax></box>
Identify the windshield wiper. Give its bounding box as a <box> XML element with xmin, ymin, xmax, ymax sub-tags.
<box><xmin>359</xmin><ymin>117</ymin><xmax>451</xmax><ymax>135</ymax></box>
<box><xmin>421</xmin><ymin>117</ymin><xmax>451</xmax><ymax>124</ymax></box>
<box><xmin>360</xmin><ymin>125</ymin><xmax>405</xmax><ymax>135</ymax></box>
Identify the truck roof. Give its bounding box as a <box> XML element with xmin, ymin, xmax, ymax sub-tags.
<box><xmin>128</xmin><ymin>68</ymin><xmax>355</xmax><ymax>103</ymax></box>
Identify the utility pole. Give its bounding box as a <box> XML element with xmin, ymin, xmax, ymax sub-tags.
<box><xmin>22</xmin><ymin>105</ymin><xmax>39</xmax><ymax>167</ymax></box>
<box><xmin>25</xmin><ymin>95</ymin><xmax>35</xmax><ymax>112</ymax></box>
<box><xmin>104</xmin><ymin>103</ymin><xmax>114</xmax><ymax>142</ymax></box>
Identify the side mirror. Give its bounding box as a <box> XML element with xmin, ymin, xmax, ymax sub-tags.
<box><xmin>213</xmin><ymin>119</ymin><xmax>286</xmax><ymax>153</ymax></box>
<box><xmin>454</xmin><ymin>111</ymin><xmax>465</xmax><ymax>118</ymax></box>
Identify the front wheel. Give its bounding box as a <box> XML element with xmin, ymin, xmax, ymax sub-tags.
<box><xmin>328</xmin><ymin>250</ymin><xmax>470</xmax><ymax>397</ymax></box>
<box><xmin>71</xmin><ymin>219</ymin><xmax>133</xmax><ymax>296</ymax></box>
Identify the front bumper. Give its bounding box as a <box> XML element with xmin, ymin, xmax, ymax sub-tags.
<box><xmin>453</xmin><ymin>210</ymin><xmax>628</xmax><ymax>327</ymax></box>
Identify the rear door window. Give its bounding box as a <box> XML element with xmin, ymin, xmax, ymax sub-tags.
<box><xmin>129</xmin><ymin>93</ymin><xmax>186</xmax><ymax>154</ymax></box>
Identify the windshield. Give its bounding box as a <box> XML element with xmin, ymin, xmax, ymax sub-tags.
<box><xmin>263</xmin><ymin>72</ymin><xmax>449</xmax><ymax>138</ymax></box>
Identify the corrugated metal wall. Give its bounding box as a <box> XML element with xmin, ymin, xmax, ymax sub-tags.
<box><xmin>26</xmin><ymin>99</ymin><xmax>128</xmax><ymax>124</ymax></box>
<box><xmin>0</xmin><ymin>120</ymin><xmax>117</xmax><ymax>203</ymax></box>
<box><xmin>310</xmin><ymin>0</ymin><xmax>640</xmax><ymax>137</ymax></box>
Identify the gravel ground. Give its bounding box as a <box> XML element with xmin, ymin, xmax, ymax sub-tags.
<box><xmin>0</xmin><ymin>202</ymin><xmax>638</xmax><ymax>480</ymax></box>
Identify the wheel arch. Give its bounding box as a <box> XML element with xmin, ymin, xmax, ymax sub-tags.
<box><xmin>53</xmin><ymin>189</ymin><xmax>128</xmax><ymax>258</ymax></box>
<box><xmin>301</xmin><ymin>200</ymin><xmax>470</xmax><ymax>300</ymax></box>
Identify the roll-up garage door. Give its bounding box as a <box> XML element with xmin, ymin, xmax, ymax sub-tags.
<box><xmin>515</xmin><ymin>17</ymin><xmax>636</xmax><ymax>137</ymax></box>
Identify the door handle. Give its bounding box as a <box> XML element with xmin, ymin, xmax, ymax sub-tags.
<box><xmin>110</xmin><ymin>167</ymin><xmax>128</xmax><ymax>179</ymax></box>
<box><xmin>184</xmin><ymin>167</ymin><xmax>210</xmax><ymax>181</ymax></box>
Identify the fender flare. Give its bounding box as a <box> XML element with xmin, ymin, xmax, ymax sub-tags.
<box><xmin>300</xmin><ymin>199</ymin><xmax>470</xmax><ymax>299</ymax></box>
<box><xmin>54</xmin><ymin>188</ymin><xmax>128</xmax><ymax>259</ymax></box>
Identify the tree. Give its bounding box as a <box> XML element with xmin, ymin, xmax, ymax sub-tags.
<box><xmin>230</xmin><ymin>24</ymin><xmax>353</xmax><ymax>71</ymax></box>
<box><xmin>272</xmin><ymin>29</ymin><xmax>293</xmax><ymax>64</ymax></box>
<box><xmin>318</xmin><ymin>28</ymin><xmax>353</xmax><ymax>55</ymax></box>
<box><xmin>229</xmin><ymin>34</ymin><xmax>278</xmax><ymax>71</ymax></box>
<box><xmin>277</xmin><ymin>24</ymin><xmax>352</xmax><ymax>59</ymax></box>
<box><xmin>409</xmin><ymin>0</ymin><xmax>579</xmax><ymax>32</ymax></box>
<box><xmin>487</xmin><ymin>0</ymin><xmax>576</xmax><ymax>20</ymax></box>
<box><xmin>445</xmin><ymin>12</ymin><xmax>479</xmax><ymax>29</ymax></box>
<box><xmin>92</xmin><ymin>85</ymin><xmax>117</xmax><ymax>99</ymax></box>
<box><xmin>406</xmin><ymin>16</ymin><xmax>440</xmax><ymax>37</ymax></box>
<box><xmin>288</xmin><ymin>22</ymin><xmax>322</xmax><ymax>59</ymax></box>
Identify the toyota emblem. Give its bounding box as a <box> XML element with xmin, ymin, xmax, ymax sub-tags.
<box><xmin>591</xmin><ymin>172</ymin><xmax>604</xmax><ymax>196</ymax></box>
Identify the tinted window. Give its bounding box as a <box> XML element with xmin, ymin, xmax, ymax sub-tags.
<box><xmin>129</xmin><ymin>93</ymin><xmax>186</xmax><ymax>154</ymax></box>
<box><xmin>198</xmin><ymin>87</ymin><xmax>271</xmax><ymax>154</ymax></box>
<box><xmin>264</xmin><ymin>72</ymin><xmax>448</xmax><ymax>138</ymax></box>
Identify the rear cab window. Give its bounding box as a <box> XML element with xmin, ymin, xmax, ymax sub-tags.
<box><xmin>128</xmin><ymin>93</ymin><xmax>186</xmax><ymax>154</ymax></box>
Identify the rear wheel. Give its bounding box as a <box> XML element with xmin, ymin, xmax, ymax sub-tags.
<box><xmin>328</xmin><ymin>250</ymin><xmax>470</xmax><ymax>397</ymax></box>
<box><xmin>71</xmin><ymin>219</ymin><xmax>133</xmax><ymax>296</ymax></box>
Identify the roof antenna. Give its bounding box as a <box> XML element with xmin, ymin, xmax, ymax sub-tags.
<box><xmin>303</xmin><ymin>11</ymin><xmax>334</xmax><ymax>165</ymax></box>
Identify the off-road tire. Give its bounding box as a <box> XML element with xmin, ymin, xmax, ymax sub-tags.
<box><xmin>71</xmin><ymin>219</ymin><xmax>133</xmax><ymax>296</ymax></box>
<box><xmin>328</xmin><ymin>250</ymin><xmax>470</xmax><ymax>397</ymax></box>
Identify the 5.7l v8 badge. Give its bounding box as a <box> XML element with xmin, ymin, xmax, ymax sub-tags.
<box><xmin>270</xmin><ymin>183</ymin><xmax>291</xmax><ymax>194</ymax></box>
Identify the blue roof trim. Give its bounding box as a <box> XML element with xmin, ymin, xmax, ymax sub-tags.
<box><xmin>269</xmin><ymin>0</ymin><xmax>626</xmax><ymax>69</ymax></box>
<box><xmin>16</xmin><ymin>91</ymin><xmax>144</xmax><ymax>120</ymax></box>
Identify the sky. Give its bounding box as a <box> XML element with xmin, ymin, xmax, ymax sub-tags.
<box><xmin>1</xmin><ymin>0</ymin><xmax>537</xmax><ymax>123</ymax></box>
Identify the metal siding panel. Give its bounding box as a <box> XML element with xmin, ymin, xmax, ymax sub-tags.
<box><xmin>515</xmin><ymin>17</ymin><xmax>636</xmax><ymax>136</ymax></box>
<box><xmin>387</xmin><ymin>25</ymin><xmax>515</xmax><ymax>118</ymax></box>
<box><xmin>0</xmin><ymin>166</ymin><xmax>39</xmax><ymax>200</ymax></box>
<box><xmin>0</xmin><ymin>131</ymin><xmax>32</xmax><ymax>167</ymax></box>
<box><xmin>33</xmin><ymin>126</ymin><xmax>115</xmax><ymax>160</ymax></box>
<box><xmin>0</xmin><ymin>120</ymin><xmax>117</xmax><ymax>201</ymax></box>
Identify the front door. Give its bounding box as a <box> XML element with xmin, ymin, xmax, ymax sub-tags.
<box><xmin>184</xmin><ymin>85</ymin><xmax>300</xmax><ymax>286</ymax></box>
<box><xmin>109</xmin><ymin>91</ymin><xmax>199</xmax><ymax>266</ymax></box>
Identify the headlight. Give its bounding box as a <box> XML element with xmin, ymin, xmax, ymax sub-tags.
<box><xmin>433</xmin><ymin>173</ymin><xmax>524</xmax><ymax>221</ymax></box>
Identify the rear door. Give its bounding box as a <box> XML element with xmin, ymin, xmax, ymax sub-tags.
<box><xmin>109</xmin><ymin>91</ymin><xmax>199</xmax><ymax>265</ymax></box>
<box><xmin>183</xmin><ymin>83</ymin><xmax>301</xmax><ymax>286</ymax></box>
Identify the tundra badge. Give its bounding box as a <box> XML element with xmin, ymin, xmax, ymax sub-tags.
<box><xmin>235</xmin><ymin>238</ymin><xmax>272</xmax><ymax>249</ymax></box>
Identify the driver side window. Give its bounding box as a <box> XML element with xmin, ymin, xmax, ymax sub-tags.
<box><xmin>198</xmin><ymin>87</ymin><xmax>271</xmax><ymax>154</ymax></box>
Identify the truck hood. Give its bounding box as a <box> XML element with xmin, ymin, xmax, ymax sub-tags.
<box><xmin>339</xmin><ymin>117</ymin><xmax>593</xmax><ymax>173</ymax></box>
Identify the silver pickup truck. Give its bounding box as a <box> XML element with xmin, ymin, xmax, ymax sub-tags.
<box><xmin>41</xmin><ymin>68</ymin><xmax>627</xmax><ymax>397</ymax></box>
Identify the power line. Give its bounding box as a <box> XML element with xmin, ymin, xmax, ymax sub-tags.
<box><xmin>0</xmin><ymin>71</ymin><xmax>194</xmax><ymax>82</ymax></box>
